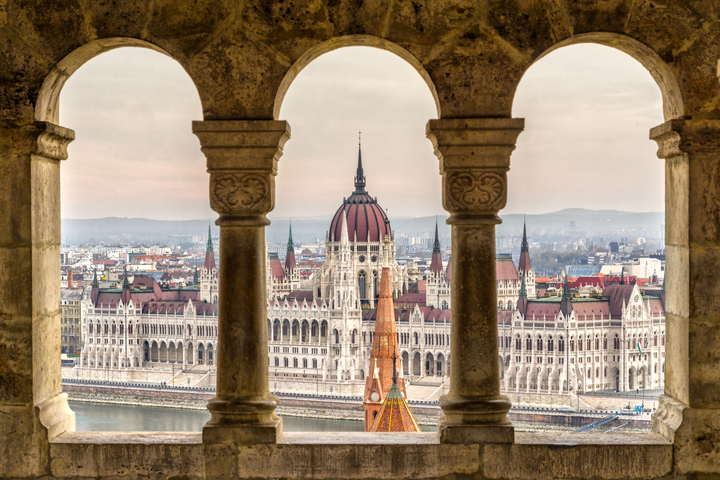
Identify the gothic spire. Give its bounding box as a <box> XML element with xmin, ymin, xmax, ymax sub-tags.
<box><xmin>285</xmin><ymin>220</ymin><xmax>296</xmax><ymax>272</ymax></box>
<box><xmin>560</xmin><ymin>270</ymin><xmax>572</xmax><ymax>317</ymax></box>
<box><xmin>521</xmin><ymin>216</ymin><xmax>529</xmax><ymax>252</ymax></box>
<box><xmin>430</xmin><ymin>217</ymin><xmax>443</xmax><ymax>275</ymax></box>
<box><xmin>92</xmin><ymin>269</ymin><xmax>99</xmax><ymax>289</ymax></box>
<box><xmin>287</xmin><ymin>220</ymin><xmax>294</xmax><ymax>252</ymax></box>
<box><xmin>620</xmin><ymin>267</ymin><xmax>625</xmax><ymax>285</ymax></box>
<box><xmin>354</xmin><ymin>131</ymin><xmax>366</xmax><ymax>193</ymax></box>
<box><xmin>518</xmin><ymin>215</ymin><xmax>532</xmax><ymax>274</ymax></box>
<box><xmin>206</xmin><ymin>220</ymin><xmax>214</xmax><ymax>253</ymax></box>
<box><xmin>122</xmin><ymin>265</ymin><xmax>130</xmax><ymax>290</ymax></box>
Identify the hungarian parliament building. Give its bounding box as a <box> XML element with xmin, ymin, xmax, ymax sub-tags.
<box><xmin>78</xmin><ymin>147</ymin><xmax>666</xmax><ymax>398</ymax></box>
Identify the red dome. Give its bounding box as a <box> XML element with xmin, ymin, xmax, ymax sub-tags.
<box><xmin>329</xmin><ymin>143</ymin><xmax>391</xmax><ymax>243</ymax></box>
<box><xmin>330</xmin><ymin>192</ymin><xmax>391</xmax><ymax>243</ymax></box>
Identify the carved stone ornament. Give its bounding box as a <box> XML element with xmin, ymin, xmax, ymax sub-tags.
<box><xmin>445</xmin><ymin>171</ymin><xmax>506</xmax><ymax>213</ymax></box>
<box><xmin>210</xmin><ymin>173</ymin><xmax>272</xmax><ymax>215</ymax></box>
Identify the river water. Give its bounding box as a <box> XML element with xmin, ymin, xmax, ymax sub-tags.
<box><xmin>69</xmin><ymin>401</ymin><xmax>434</xmax><ymax>432</ymax></box>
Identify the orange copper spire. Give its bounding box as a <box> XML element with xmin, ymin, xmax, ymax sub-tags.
<box><xmin>368</xmin><ymin>354</ymin><xmax>420</xmax><ymax>432</ymax></box>
<box><xmin>364</xmin><ymin>266</ymin><xmax>405</xmax><ymax>430</ymax></box>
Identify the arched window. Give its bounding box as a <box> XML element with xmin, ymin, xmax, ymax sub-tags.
<box><xmin>414</xmin><ymin>332</ymin><xmax>419</xmax><ymax>345</ymax></box>
<box><xmin>603</xmin><ymin>334</ymin><xmax>607</xmax><ymax>350</ymax></box>
<box><xmin>312</xmin><ymin>359</ymin><xmax>317</xmax><ymax>369</ymax></box>
<box><xmin>302</xmin><ymin>358</ymin><xmax>308</xmax><ymax>368</ymax></box>
<box><xmin>588</xmin><ymin>338</ymin><xmax>592</xmax><ymax>350</ymax></box>
<box><xmin>104</xmin><ymin>322</ymin><xmax>108</xmax><ymax>334</ymax></box>
<box><xmin>351</xmin><ymin>330</ymin><xmax>356</xmax><ymax>344</ymax></box>
<box><xmin>596</xmin><ymin>367</ymin><xmax>600</xmax><ymax>378</ymax></box>
<box><xmin>662</xmin><ymin>332</ymin><xmax>665</xmax><ymax>346</ymax></box>
<box><xmin>570</xmin><ymin>337</ymin><xmax>575</xmax><ymax>352</ymax></box>
<box><xmin>536</xmin><ymin>336</ymin><xmax>543</xmax><ymax>351</ymax></box>
<box><xmin>559</xmin><ymin>336</ymin><xmax>565</xmax><ymax>352</ymax></box>
<box><xmin>654</xmin><ymin>332</ymin><xmax>658</xmax><ymax>346</ymax></box>
<box><xmin>358</xmin><ymin>271</ymin><xmax>366</xmax><ymax>300</ymax></box>
<box><xmin>334</xmin><ymin>329</ymin><xmax>339</xmax><ymax>344</ymax></box>
<box><xmin>578</xmin><ymin>336</ymin><xmax>583</xmax><ymax>351</ymax></box>
<box><xmin>89</xmin><ymin>323</ymin><xmax>93</xmax><ymax>334</ymax></box>
<box><xmin>595</xmin><ymin>336</ymin><xmax>600</xmax><ymax>350</ymax></box>
<box><xmin>284</xmin><ymin>358</ymin><xmax>289</xmax><ymax>367</ymax></box>
<box><xmin>548</xmin><ymin>336</ymin><xmax>554</xmax><ymax>352</ymax></box>
<box><xmin>275</xmin><ymin>357</ymin><xmax>279</xmax><ymax>367</ymax></box>
<box><xmin>526</xmin><ymin>335</ymin><xmax>532</xmax><ymax>351</ymax></box>
<box><xmin>604</xmin><ymin>366</ymin><xmax>608</xmax><ymax>377</ymax></box>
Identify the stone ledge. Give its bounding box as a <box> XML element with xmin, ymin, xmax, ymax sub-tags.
<box><xmin>52</xmin><ymin>431</ymin><xmax>203</xmax><ymax>444</ymax></box>
<box><xmin>278</xmin><ymin>431</ymin><xmax>440</xmax><ymax>444</ymax></box>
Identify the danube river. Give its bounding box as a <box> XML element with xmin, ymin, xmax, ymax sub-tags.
<box><xmin>69</xmin><ymin>401</ymin><xmax>434</xmax><ymax>432</ymax></box>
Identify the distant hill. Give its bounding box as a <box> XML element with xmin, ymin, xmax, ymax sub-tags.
<box><xmin>61</xmin><ymin>209</ymin><xmax>664</xmax><ymax>245</ymax></box>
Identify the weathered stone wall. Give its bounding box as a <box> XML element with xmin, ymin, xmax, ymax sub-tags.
<box><xmin>1</xmin><ymin>0</ymin><xmax>719</xmax><ymax>478</ymax></box>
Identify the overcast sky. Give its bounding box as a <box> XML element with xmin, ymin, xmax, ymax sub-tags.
<box><xmin>59</xmin><ymin>43</ymin><xmax>664</xmax><ymax>221</ymax></box>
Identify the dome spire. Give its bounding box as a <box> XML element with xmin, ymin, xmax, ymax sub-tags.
<box><xmin>354</xmin><ymin>131</ymin><xmax>366</xmax><ymax>193</ymax></box>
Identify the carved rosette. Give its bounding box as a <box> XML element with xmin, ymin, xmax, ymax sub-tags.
<box><xmin>210</xmin><ymin>172</ymin><xmax>274</xmax><ymax>216</ymax></box>
<box><xmin>444</xmin><ymin>171</ymin><xmax>507</xmax><ymax>215</ymax></box>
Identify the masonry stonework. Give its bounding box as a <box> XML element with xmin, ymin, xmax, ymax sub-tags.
<box><xmin>1</xmin><ymin>1</ymin><xmax>719</xmax><ymax>478</ymax></box>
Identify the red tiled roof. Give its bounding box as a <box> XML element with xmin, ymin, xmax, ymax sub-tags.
<box><xmin>603</xmin><ymin>285</ymin><xmax>635</xmax><ymax>318</ymax></box>
<box><xmin>496</xmin><ymin>258</ymin><xmax>518</xmax><ymax>281</ymax></box>
<box><xmin>269</xmin><ymin>257</ymin><xmax>284</xmax><ymax>280</ymax></box>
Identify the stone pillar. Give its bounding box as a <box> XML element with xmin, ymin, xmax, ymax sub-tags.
<box><xmin>193</xmin><ymin>120</ymin><xmax>290</xmax><ymax>445</ymax></box>
<box><xmin>0</xmin><ymin>122</ymin><xmax>76</xmax><ymax>477</ymax></box>
<box><xmin>427</xmin><ymin>118</ymin><xmax>523</xmax><ymax>444</ymax></box>
<box><xmin>651</xmin><ymin>119</ymin><xmax>720</xmax><ymax>474</ymax></box>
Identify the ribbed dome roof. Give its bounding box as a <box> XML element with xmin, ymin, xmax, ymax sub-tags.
<box><xmin>329</xmin><ymin>143</ymin><xmax>391</xmax><ymax>243</ymax></box>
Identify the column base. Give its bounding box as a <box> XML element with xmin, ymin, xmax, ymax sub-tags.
<box><xmin>203</xmin><ymin>418</ymin><xmax>282</xmax><ymax>444</ymax></box>
<box><xmin>438</xmin><ymin>394</ymin><xmax>514</xmax><ymax>444</ymax></box>
<box><xmin>203</xmin><ymin>396</ymin><xmax>283</xmax><ymax>444</ymax></box>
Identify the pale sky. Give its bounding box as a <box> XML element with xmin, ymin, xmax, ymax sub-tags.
<box><xmin>59</xmin><ymin>44</ymin><xmax>664</xmax><ymax>221</ymax></box>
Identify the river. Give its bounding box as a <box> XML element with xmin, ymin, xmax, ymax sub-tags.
<box><xmin>69</xmin><ymin>401</ymin><xmax>435</xmax><ymax>432</ymax></box>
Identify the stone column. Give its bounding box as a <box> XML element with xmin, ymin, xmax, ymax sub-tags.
<box><xmin>193</xmin><ymin>120</ymin><xmax>290</xmax><ymax>445</ymax></box>
<box><xmin>0</xmin><ymin>122</ymin><xmax>76</xmax><ymax>476</ymax></box>
<box><xmin>651</xmin><ymin>119</ymin><xmax>720</xmax><ymax>475</ymax></box>
<box><xmin>427</xmin><ymin>118</ymin><xmax>523</xmax><ymax>444</ymax></box>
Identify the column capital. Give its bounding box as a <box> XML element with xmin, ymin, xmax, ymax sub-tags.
<box><xmin>193</xmin><ymin>120</ymin><xmax>290</xmax><ymax>222</ymax></box>
<box><xmin>426</xmin><ymin>118</ymin><xmax>524</xmax><ymax>222</ymax></box>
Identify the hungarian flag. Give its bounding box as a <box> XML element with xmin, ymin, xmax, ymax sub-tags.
<box><xmin>637</xmin><ymin>340</ymin><xmax>649</xmax><ymax>354</ymax></box>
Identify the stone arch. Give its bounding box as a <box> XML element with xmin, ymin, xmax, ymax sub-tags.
<box><xmin>425</xmin><ymin>352</ymin><xmax>435</xmax><ymax>376</ymax></box>
<box><xmin>197</xmin><ymin>343</ymin><xmax>205</xmax><ymax>365</ymax></box>
<box><xmin>517</xmin><ymin>32</ymin><xmax>684</xmax><ymax>121</ymax></box>
<box><xmin>273</xmin><ymin>35</ymin><xmax>441</xmax><ymax>120</ymax></box>
<box><xmin>413</xmin><ymin>352</ymin><xmax>421</xmax><ymax>377</ymax></box>
<box><xmin>301</xmin><ymin>320</ymin><xmax>309</xmax><ymax>342</ymax></box>
<box><xmin>35</xmin><ymin>38</ymin><xmax>186</xmax><ymax>124</ymax></box>
<box><xmin>186</xmin><ymin>342</ymin><xmax>194</xmax><ymax>365</ymax></box>
<box><xmin>159</xmin><ymin>341</ymin><xmax>167</xmax><ymax>363</ymax></box>
<box><xmin>273</xmin><ymin>319</ymin><xmax>280</xmax><ymax>341</ymax></box>
<box><xmin>206</xmin><ymin>343</ymin><xmax>214</xmax><ymax>366</ymax></box>
<box><xmin>151</xmin><ymin>341</ymin><xmax>159</xmax><ymax>363</ymax></box>
<box><xmin>401</xmin><ymin>351</ymin><xmax>409</xmax><ymax>377</ymax></box>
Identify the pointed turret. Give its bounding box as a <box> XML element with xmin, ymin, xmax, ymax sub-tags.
<box><xmin>560</xmin><ymin>271</ymin><xmax>572</xmax><ymax>317</ymax></box>
<box><xmin>518</xmin><ymin>216</ymin><xmax>532</xmax><ymax>275</ymax></box>
<box><xmin>620</xmin><ymin>267</ymin><xmax>625</xmax><ymax>285</ymax></box>
<box><xmin>364</xmin><ymin>265</ymin><xmax>405</xmax><ymax>430</ymax></box>
<box><xmin>285</xmin><ymin>221</ymin><xmax>296</xmax><ymax>272</ymax></box>
<box><xmin>430</xmin><ymin>218</ymin><xmax>443</xmax><ymax>276</ymax></box>
<box><xmin>121</xmin><ymin>266</ymin><xmax>131</xmax><ymax>304</ymax></box>
<box><xmin>204</xmin><ymin>221</ymin><xmax>216</xmax><ymax>273</ymax></box>
<box><xmin>354</xmin><ymin>132</ymin><xmax>366</xmax><ymax>193</ymax></box>
<box><xmin>91</xmin><ymin>269</ymin><xmax>99</xmax><ymax>304</ymax></box>
<box><xmin>340</xmin><ymin>209</ymin><xmax>350</xmax><ymax>245</ymax></box>
<box><xmin>193</xmin><ymin>266</ymin><xmax>199</xmax><ymax>285</ymax></box>
<box><xmin>517</xmin><ymin>273</ymin><xmax>528</xmax><ymax>316</ymax></box>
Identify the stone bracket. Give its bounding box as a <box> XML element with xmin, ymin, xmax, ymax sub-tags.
<box><xmin>652</xmin><ymin>394</ymin><xmax>687</xmax><ymax>443</ymax></box>
<box><xmin>34</xmin><ymin>122</ymin><xmax>75</xmax><ymax>161</ymax></box>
